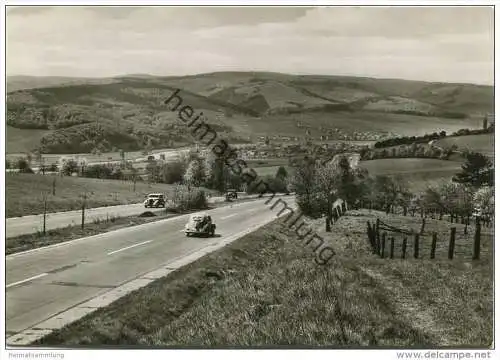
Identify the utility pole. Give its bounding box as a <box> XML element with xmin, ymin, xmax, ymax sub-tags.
<box><xmin>42</xmin><ymin>192</ymin><xmax>48</xmax><ymax>237</ymax></box>
<box><xmin>81</xmin><ymin>192</ymin><xmax>87</xmax><ymax>230</ymax></box>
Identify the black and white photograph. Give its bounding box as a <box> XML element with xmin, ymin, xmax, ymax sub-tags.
<box><xmin>1</xmin><ymin>2</ymin><xmax>496</xmax><ymax>358</ymax></box>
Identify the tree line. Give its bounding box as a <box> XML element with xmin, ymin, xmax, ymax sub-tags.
<box><xmin>289</xmin><ymin>151</ymin><xmax>494</xmax><ymax>231</ymax></box>
<box><xmin>373</xmin><ymin>125</ymin><xmax>493</xmax><ymax>149</ymax></box>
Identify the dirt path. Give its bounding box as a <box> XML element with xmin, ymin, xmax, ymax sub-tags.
<box><xmin>360</xmin><ymin>267</ymin><xmax>455</xmax><ymax>346</ymax></box>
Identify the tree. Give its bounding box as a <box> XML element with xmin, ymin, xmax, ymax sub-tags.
<box><xmin>25</xmin><ymin>152</ymin><xmax>33</xmax><ymax>167</ymax></box>
<box><xmin>142</xmin><ymin>138</ymin><xmax>153</xmax><ymax>156</ymax></box>
<box><xmin>60</xmin><ymin>158</ymin><xmax>79</xmax><ymax>176</ymax></box>
<box><xmin>205</xmin><ymin>154</ymin><xmax>229</xmax><ymax>193</ymax></box>
<box><xmin>453</xmin><ymin>152</ymin><xmax>494</xmax><ymax>187</ymax></box>
<box><xmin>335</xmin><ymin>155</ymin><xmax>364</xmax><ymax>207</ymax></box>
<box><xmin>184</xmin><ymin>156</ymin><xmax>207</xmax><ymax>187</ymax></box>
<box><xmin>372</xmin><ymin>175</ymin><xmax>408</xmax><ymax>214</ymax></box>
<box><xmin>145</xmin><ymin>159</ymin><xmax>159</xmax><ymax>183</ymax></box>
<box><xmin>474</xmin><ymin>186</ymin><xmax>494</xmax><ymax>218</ymax></box>
<box><xmin>91</xmin><ymin>146</ymin><xmax>102</xmax><ymax>160</ymax></box>
<box><xmin>275</xmin><ymin>166</ymin><xmax>288</xmax><ymax>181</ymax></box>
<box><xmin>17</xmin><ymin>158</ymin><xmax>33</xmax><ymax>173</ymax></box>
<box><xmin>315</xmin><ymin>160</ymin><xmax>338</xmax><ymax>232</ymax></box>
<box><xmin>290</xmin><ymin>156</ymin><xmax>320</xmax><ymax>217</ymax></box>
<box><xmin>315</xmin><ymin>154</ymin><xmax>362</xmax><ymax>231</ymax></box>
<box><xmin>158</xmin><ymin>159</ymin><xmax>186</xmax><ymax>184</ymax></box>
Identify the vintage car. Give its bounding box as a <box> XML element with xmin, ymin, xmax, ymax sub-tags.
<box><xmin>143</xmin><ymin>193</ymin><xmax>166</xmax><ymax>208</ymax></box>
<box><xmin>225</xmin><ymin>189</ymin><xmax>238</xmax><ymax>202</ymax></box>
<box><xmin>184</xmin><ymin>213</ymin><xmax>216</xmax><ymax>237</ymax></box>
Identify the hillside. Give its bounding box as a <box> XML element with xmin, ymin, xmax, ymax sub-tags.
<box><xmin>435</xmin><ymin>133</ymin><xmax>494</xmax><ymax>157</ymax></box>
<box><xmin>7</xmin><ymin>72</ymin><xmax>493</xmax><ymax>154</ymax></box>
<box><xmin>35</xmin><ymin>211</ymin><xmax>492</xmax><ymax>347</ymax></box>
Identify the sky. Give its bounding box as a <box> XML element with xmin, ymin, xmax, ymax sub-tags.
<box><xmin>6</xmin><ymin>6</ymin><xmax>494</xmax><ymax>85</ymax></box>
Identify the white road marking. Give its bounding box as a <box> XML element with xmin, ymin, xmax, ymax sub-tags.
<box><xmin>221</xmin><ymin>214</ymin><xmax>237</xmax><ymax>219</ymax></box>
<box><xmin>107</xmin><ymin>240</ymin><xmax>153</xmax><ymax>256</ymax></box>
<box><xmin>6</xmin><ymin>273</ymin><xmax>48</xmax><ymax>289</ymax></box>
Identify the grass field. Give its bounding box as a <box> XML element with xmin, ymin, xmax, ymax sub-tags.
<box><xmin>5</xmin><ymin>173</ymin><xmax>214</xmax><ymax>217</ymax></box>
<box><xmin>436</xmin><ymin>134</ymin><xmax>494</xmax><ymax>157</ymax></box>
<box><xmin>36</xmin><ymin>209</ymin><xmax>492</xmax><ymax>347</ymax></box>
<box><xmin>254</xmin><ymin>166</ymin><xmax>282</xmax><ymax>177</ymax></box>
<box><xmin>6</xmin><ymin>126</ymin><xmax>51</xmax><ymax>154</ymax></box>
<box><xmin>245</xmin><ymin>159</ymin><xmax>289</xmax><ymax>177</ymax></box>
<box><xmin>360</xmin><ymin>158</ymin><xmax>463</xmax><ymax>191</ymax></box>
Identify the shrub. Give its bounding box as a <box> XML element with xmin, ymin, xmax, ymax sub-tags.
<box><xmin>82</xmin><ymin>164</ymin><xmax>113</xmax><ymax>179</ymax></box>
<box><xmin>171</xmin><ymin>185</ymin><xmax>208</xmax><ymax>211</ymax></box>
<box><xmin>17</xmin><ymin>158</ymin><xmax>33</xmax><ymax>173</ymax></box>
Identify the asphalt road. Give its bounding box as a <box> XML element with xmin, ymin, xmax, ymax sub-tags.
<box><xmin>6</xmin><ymin>196</ymin><xmax>232</xmax><ymax>238</ymax></box>
<box><xmin>6</xmin><ymin>196</ymin><xmax>295</xmax><ymax>336</ymax></box>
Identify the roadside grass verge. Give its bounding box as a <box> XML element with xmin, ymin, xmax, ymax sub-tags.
<box><xmin>6</xmin><ymin>173</ymin><xmax>215</xmax><ymax>217</ymax></box>
<box><xmin>35</xmin><ymin>209</ymin><xmax>492</xmax><ymax>347</ymax></box>
<box><xmin>5</xmin><ymin>212</ymin><xmax>170</xmax><ymax>255</ymax></box>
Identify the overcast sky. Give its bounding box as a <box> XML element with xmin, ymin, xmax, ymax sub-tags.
<box><xmin>6</xmin><ymin>6</ymin><xmax>494</xmax><ymax>85</ymax></box>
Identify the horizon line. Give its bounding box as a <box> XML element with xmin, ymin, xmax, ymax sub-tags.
<box><xmin>6</xmin><ymin>70</ymin><xmax>494</xmax><ymax>87</ymax></box>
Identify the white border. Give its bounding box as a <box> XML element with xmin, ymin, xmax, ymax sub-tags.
<box><xmin>1</xmin><ymin>1</ymin><xmax>497</xmax><ymax>360</ymax></box>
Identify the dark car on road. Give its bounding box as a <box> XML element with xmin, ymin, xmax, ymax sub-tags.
<box><xmin>144</xmin><ymin>193</ymin><xmax>166</xmax><ymax>208</ymax></box>
<box><xmin>225</xmin><ymin>189</ymin><xmax>238</xmax><ymax>202</ymax></box>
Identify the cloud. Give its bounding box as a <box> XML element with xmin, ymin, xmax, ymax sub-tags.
<box><xmin>6</xmin><ymin>6</ymin><xmax>494</xmax><ymax>84</ymax></box>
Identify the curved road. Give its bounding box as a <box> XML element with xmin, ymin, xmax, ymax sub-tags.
<box><xmin>6</xmin><ymin>196</ymin><xmax>296</xmax><ymax>343</ymax></box>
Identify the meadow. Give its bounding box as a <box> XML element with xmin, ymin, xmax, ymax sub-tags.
<box><xmin>436</xmin><ymin>133</ymin><xmax>494</xmax><ymax>157</ymax></box>
<box><xmin>360</xmin><ymin>158</ymin><xmax>462</xmax><ymax>191</ymax></box>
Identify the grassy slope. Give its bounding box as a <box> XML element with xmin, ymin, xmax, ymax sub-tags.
<box><xmin>5</xmin><ymin>173</ymin><xmax>214</xmax><ymax>217</ymax></box>
<box><xmin>360</xmin><ymin>158</ymin><xmax>463</xmax><ymax>191</ymax></box>
<box><xmin>36</xmin><ymin>209</ymin><xmax>492</xmax><ymax>347</ymax></box>
<box><xmin>6</xmin><ymin>72</ymin><xmax>493</xmax><ymax>154</ymax></box>
<box><xmin>6</xmin><ymin>126</ymin><xmax>51</xmax><ymax>153</ymax></box>
<box><xmin>435</xmin><ymin>134</ymin><xmax>494</xmax><ymax>157</ymax></box>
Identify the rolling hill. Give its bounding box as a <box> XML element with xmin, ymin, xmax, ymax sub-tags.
<box><xmin>6</xmin><ymin>72</ymin><xmax>493</xmax><ymax>154</ymax></box>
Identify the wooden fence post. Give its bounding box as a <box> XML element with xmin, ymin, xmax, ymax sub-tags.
<box><xmin>367</xmin><ymin>221</ymin><xmax>376</xmax><ymax>253</ymax></box>
<box><xmin>390</xmin><ymin>237</ymin><xmax>395</xmax><ymax>259</ymax></box>
<box><xmin>430</xmin><ymin>232</ymin><xmax>437</xmax><ymax>259</ymax></box>
<box><xmin>420</xmin><ymin>218</ymin><xmax>426</xmax><ymax>235</ymax></box>
<box><xmin>375</xmin><ymin>219</ymin><xmax>380</xmax><ymax>254</ymax></box>
<box><xmin>473</xmin><ymin>218</ymin><xmax>481</xmax><ymax>260</ymax></box>
<box><xmin>402</xmin><ymin>237</ymin><xmax>407</xmax><ymax>259</ymax></box>
<box><xmin>381</xmin><ymin>232</ymin><xmax>386</xmax><ymax>258</ymax></box>
<box><xmin>448</xmin><ymin>227</ymin><xmax>456</xmax><ymax>260</ymax></box>
<box><xmin>414</xmin><ymin>234</ymin><xmax>420</xmax><ymax>259</ymax></box>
